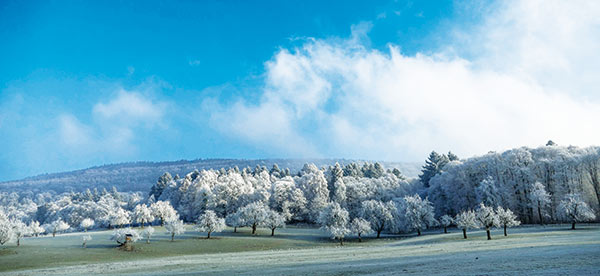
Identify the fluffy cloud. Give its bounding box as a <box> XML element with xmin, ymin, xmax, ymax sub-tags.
<box><xmin>206</xmin><ymin>0</ymin><xmax>600</xmax><ymax>161</ymax></box>
<box><xmin>59</xmin><ymin>89</ymin><xmax>168</xmax><ymax>154</ymax></box>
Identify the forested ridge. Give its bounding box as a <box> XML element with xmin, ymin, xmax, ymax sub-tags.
<box><xmin>0</xmin><ymin>143</ymin><xmax>598</xmax><ymax>244</ymax></box>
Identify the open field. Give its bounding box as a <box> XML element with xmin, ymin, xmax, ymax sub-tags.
<box><xmin>1</xmin><ymin>224</ymin><xmax>599</xmax><ymax>275</ymax></box>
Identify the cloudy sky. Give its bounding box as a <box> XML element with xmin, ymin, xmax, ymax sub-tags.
<box><xmin>1</xmin><ymin>0</ymin><xmax>599</xmax><ymax>181</ymax></box>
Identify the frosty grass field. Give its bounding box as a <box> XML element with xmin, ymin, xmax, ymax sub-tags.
<box><xmin>1</xmin><ymin>224</ymin><xmax>598</xmax><ymax>275</ymax></box>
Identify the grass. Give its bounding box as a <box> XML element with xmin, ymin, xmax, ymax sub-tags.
<box><xmin>1</xmin><ymin>224</ymin><xmax>598</xmax><ymax>275</ymax></box>
<box><xmin>0</xmin><ymin>225</ymin><xmax>400</xmax><ymax>272</ymax></box>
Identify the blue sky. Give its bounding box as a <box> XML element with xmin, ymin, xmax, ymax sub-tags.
<box><xmin>1</xmin><ymin>0</ymin><xmax>599</xmax><ymax>181</ymax></box>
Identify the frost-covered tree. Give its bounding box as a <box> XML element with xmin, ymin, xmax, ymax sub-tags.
<box><xmin>237</xmin><ymin>202</ymin><xmax>268</xmax><ymax>235</ymax></box>
<box><xmin>529</xmin><ymin>182</ymin><xmax>551</xmax><ymax>225</ymax></box>
<box><xmin>476</xmin><ymin>176</ymin><xmax>503</xmax><ymax>207</ymax></box>
<box><xmin>296</xmin><ymin>164</ymin><xmax>330</xmax><ymax>222</ymax></box>
<box><xmin>350</xmin><ymin>218</ymin><xmax>372</xmax><ymax>242</ymax></box>
<box><xmin>419</xmin><ymin>151</ymin><xmax>449</xmax><ymax>187</ymax></box>
<box><xmin>110</xmin><ymin>207</ymin><xmax>131</xmax><ymax>228</ymax></box>
<box><xmin>80</xmin><ymin>218</ymin><xmax>95</xmax><ymax>232</ymax></box>
<box><xmin>439</xmin><ymin>215</ymin><xmax>453</xmax><ymax>234</ymax></box>
<box><xmin>558</xmin><ymin>193</ymin><xmax>596</xmax><ymax>230</ymax></box>
<box><xmin>318</xmin><ymin>202</ymin><xmax>351</xmax><ymax>245</ymax></box>
<box><xmin>263</xmin><ymin>209</ymin><xmax>285</xmax><ymax>236</ymax></box>
<box><xmin>151</xmin><ymin>201</ymin><xmax>178</xmax><ymax>226</ymax></box>
<box><xmin>165</xmin><ymin>220</ymin><xmax>186</xmax><ymax>241</ymax></box>
<box><xmin>11</xmin><ymin>220</ymin><xmax>29</xmax><ymax>246</ymax></box>
<box><xmin>196</xmin><ymin>210</ymin><xmax>225</xmax><ymax>238</ymax></box>
<box><xmin>403</xmin><ymin>194</ymin><xmax>438</xmax><ymax>236</ymax></box>
<box><xmin>360</xmin><ymin>200</ymin><xmax>395</xmax><ymax>238</ymax></box>
<box><xmin>110</xmin><ymin>228</ymin><xmax>139</xmax><ymax>245</ymax></box>
<box><xmin>142</xmin><ymin>226</ymin><xmax>154</xmax><ymax>243</ymax></box>
<box><xmin>495</xmin><ymin>206</ymin><xmax>520</xmax><ymax>236</ymax></box>
<box><xmin>0</xmin><ymin>215</ymin><xmax>11</xmax><ymax>245</ymax></box>
<box><xmin>225</xmin><ymin>212</ymin><xmax>242</xmax><ymax>233</ymax></box>
<box><xmin>270</xmin><ymin>178</ymin><xmax>307</xmax><ymax>221</ymax></box>
<box><xmin>454</xmin><ymin>210</ymin><xmax>478</xmax><ymax>239</ymax></box>
<box><xmin>133</xmin><ymin>204</ymin><xmax>154</xmax><ymax>228</ymax></box>
<box><xmin>29</xmin><ymin>220</ymin><xmax>45</xmax><ymax>237</ymax></box>
<box><xmin>82</xmin><ymin>235</ymin><xmax>92</xmax><ymax>248</ymax></box>
<box><xmin>476</xmin><ymin>203</ymin><xmax>499</xmax><ymax>240</ymax></box>
<box><xmin>150</xmin><ymin>172</ymin><xmax>173</xmax><ymax>200</ymax></box>
<box><xmin>47</xmin><ymin>219</ymin><xmax>70</xmax><ymax>237</ymax></box>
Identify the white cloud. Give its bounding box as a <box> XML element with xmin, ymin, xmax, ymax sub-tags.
<box><xmin>93</xmin><ymin>89</ymin><xmax>164</xmax><ymax>124</ymax></box>
<box><xmin>206</xmin><ymin>0</ymin><xmax>600</xmax><ymax>161</ymax></box>
<box><xmin>57</xmin><ymin>89</ymin><xmax>168</xmax><ymax>156</ymax></box>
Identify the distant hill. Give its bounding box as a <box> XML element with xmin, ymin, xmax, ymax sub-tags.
<box><xmin>0</xmin><ymin>159</ymin><xmax>422</xmax><ymax>194</ymax></box>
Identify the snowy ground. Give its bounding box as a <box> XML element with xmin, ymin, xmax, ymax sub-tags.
<box><xmin>2</xmin><ymin>224</ymin><xmax>599</xmax><ymax>275</ymax></box>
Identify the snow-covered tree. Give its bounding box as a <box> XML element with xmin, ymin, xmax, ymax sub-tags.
<box><xmin>80</xmin><ymin>218</ymin><xmax>95</xmax><ymax>232</ymax></box>
<box><xmin>110</xmin><ymin>228</ymin><xmax>139</xmax><ymax>245</ymax></box>
<box><xmin>419</xmin><ymin>151</ymin><xmax>449</xmax><ymax>187</ymax></box>
<box><xmin>110</xmin><ymin>207</ymin><xmax>131</xmax><ymax>228</ymax></box>
<box><xmin>11</xmin><ymin>220</ymin><xmax>29</xmax><ymax>246</ymax></box>
<box><xmin>558</xmin><ymin>193</ymin><xmax>596</xmax><ymax>230</ymax></box>
<box><xmin>439</xmin><ymin>215</ymin><xmax>453</xmax><ymax>234</ymax></box>
<box><xmin>133</xmin><ymin>204</ymin><xmax>154</xmax><ymax>228</ymax></box>
<box><xmin>495</xmin><ymin>206</ymin><xmax>520</xmax><ymax>236</ymax></box>
<box><xmin>263</xmin><ymin>209</ymin><xmax>285</xmax><ymax>236</ymax></box>
<box><xmin>82</xmin><ymin>235</ymin><xmax>92</xmax><ymax>248</ymax></box>
<box><xmin>29</xmin><ymin>220</ymin><xmax>45</xmax><ymax>237</ymax></box>
<box><xmin>237</xmin><ymin>202</ymin><xmax>268</xmax><ymax>235</ymax></box>
<box><xmin>150</xmin><ymin>172</ymin><xmax>173</xmax><ymax>200</ymax></box>
<box><xmin>165</xmin><ymin>220</ymin><xmax>186</xmax><ymax>241</ymax></box>
<box><xmin>350</xmin><ymin>218</ymin><xmax>372</xmax><ymax>242</ymax></box>
<box><xmin>296</xmin><ymin>164</ymin><xmax>330</xmax><ymax>222</ymax></box>
<box><xmin>360</xmin><ymin>200</ymin><xmax>395</xmax><ymax>238</ymax></box>
<box><xmin>142</xmin><ymin>226</ymin><xmax>154</xmax><ymax>243</ymax></box>
<box><xmin>476</xmin><ymin>176</ymin><xmax>503</xmax><ymax>207</ymax></box>
<box><xmin>454</xmin><ymin>210</ymin><xmax>478</xmax><ymax>239</ymax></box>
<box><xmin>403</xmin><ymin>194</ymin><xmax>438</xmax><ymax>236</ymax></box>
<box><xmin>47</xmin><ymin>219</ymin><xmax>70</xmax><ymax>237</ymax></box>
<box><xmin>0</xmin><ymin>215</ymin><xmax>11</xmax><ymax>245</ymax></box>
<box><xmin>529</xmin><ymin>182</ymin><xmax>551</xmax><ymax>225</ymax></box>
<box><xmin>196</xmin><ymin>210</ymin><xmax>225</xmax><ymax>238</ymax></box>
<box><xmin>151</xmin><ymin>201</ymin><xmax>178</xmax><ymax>226</ymax></box>
<box><xmin>225</xmin><ymin>212</ymin><xmax>242</xmax><ymax>233</ymax></box>
<box><xmin>476</xmin><ymin>203</ymin><xmax>499</xmax><ymax>240</ymax></box>
<box><xmin>318</xmin><ymin>202</ymin><xmax>351</xmax><ymax>245</ymax></box>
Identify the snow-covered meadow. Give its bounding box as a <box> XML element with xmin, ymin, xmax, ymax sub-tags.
<box><xmin>1</xmin><ymin>224</ymin><xmax>598</xmax><ymax>275</ymax></box>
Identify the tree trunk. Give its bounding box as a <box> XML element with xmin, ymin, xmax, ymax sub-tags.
<box><xmin>252</xmin><ymin>223</ymin><xmax>257</xmax><ymax>235</ymax></box>
<box><xmin>537</xmin><ymin>201</ymin><xmax>544</xmax><ymax>225</ymax></box>
<box><xmin>486</xmin><ymin>228</ymin><xmax>491</xmax><ymax>240</ymax></box>
<box><xmin>358</xmin><ymin>233</ymin><xmax>362</xmax><ymax>242</ymax></box>
<box><xmin>234</xmin><ymin>227</ymin><xmax>237</xmax><ymax>233</ymax></box>
<box><xmin>160</xmin><ymin>217</ymin><xmax>164</xmax><ymax>226</ymax></box>
<box><xmin>171</xmin><ymin>233</ymin><xmax>174</xmax><ymax>241</ymax></box>
<box><xmin>444</xmin><ymin>226</ymin><xmax>447</xmax><ymax>234</ymax></box>
<box><xmin>572</xmin><ymin>222</ymin><xmax>576</xmax><ymax>230</ymax></box>
<box><xmin>141</xmin><ymin>221</ymin><xmax>145</xmax><ymax>228</ymax></box>
<box><xmin>417</xmin><ymin>229</ymin><xmax>421</xmax><ymax>236</ymax></box>
<box><xmin>504</xmin><ymin>224</ymin><xmax>507</xmax><ymax>236</ymax></box>
<box><xmin>17</xmin><ymin>238</ymin><xmax>20</xmax><ymax>247</ymax></box>
<box><xmin>146</xmin><ymin>237</ymin><xmax>150</xmax><ymax>244</ymax></box>
<box><xmin>207</xmin><ymin>231</ymin><xmax>211</xmax><ymax>239</ymax></box>
<box><xmin>376</xmin><ymin>229</ymin><xmax>381</xmax><ymax>238</ymax></box>
<box><xmin>271</xmin><ymin>228</ymin><xmax>275</xmax><ymax>236</ymax></box>
<box><xmin>462</xmin><ymin>229</ymin><xmax>467</xmax><ymax>239</ymax></box>
<box><xmin>339</xmin><ymin>237</ymin><xmax>344</xmax><ymax>246</ymax></box>
<box><xmin>84</xmin><ymin>228</ymin><xmax>87</xmax><ymax>232</ymax></box>
<box><xmin>53</xmin><ymin>231</ymin><xmax>56</xmax><ymax>237</ymax></box>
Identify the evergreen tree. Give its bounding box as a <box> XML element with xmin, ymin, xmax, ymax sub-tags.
<box><xmin>150</xmin><ymin>172</ymin><xmax>173</xmax><ymax>199</ymax></box>
<box><xmin>419</xmin><ymin>151</ymin><xmax>449</xmax><ymax>187</ymax></box>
